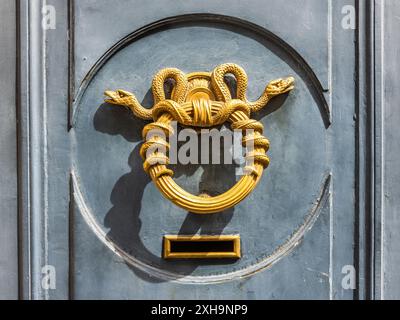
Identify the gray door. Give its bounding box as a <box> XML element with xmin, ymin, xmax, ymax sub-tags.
<box><xmin>10</xmin><ymin>0</ymin><xmax>398</xmax><ymax>300</ymax></box>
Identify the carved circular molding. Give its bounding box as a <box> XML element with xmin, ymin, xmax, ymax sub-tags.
<box><xmin>72</xmin><ymin>14</ymin><xmax>329</xmax><ymax>282</ymax></box>
<box><xmin>104</xmin><ymin>65</ymin><xmax>294</xmax><ymax>214</ymax></box>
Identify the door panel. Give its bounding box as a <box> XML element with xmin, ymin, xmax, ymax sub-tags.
<box><xmin>19</xmin><ymin>0</ymin><xmax>364</xmax><ymax>299</ymax></box>
<box><xmin>72</xmin><ymin>16</ymin><xmax>329</xmax><ymax>296</ymax></box>
<box><xmin>69</xmin><ymin>0</ymin><xmax>347</xmax><ymax>299</ymax></box>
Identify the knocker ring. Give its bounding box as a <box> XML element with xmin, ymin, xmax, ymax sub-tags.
<box><xmin>104</xmin><ymin>63</ymin><xmax>294</xmax><ymax>214</ymax></box>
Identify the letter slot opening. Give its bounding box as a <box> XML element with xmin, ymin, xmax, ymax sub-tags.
<box><xmin>163</xmin><ymin>235</ymin><xmax>241</xmax><ymax>259</ymax></box>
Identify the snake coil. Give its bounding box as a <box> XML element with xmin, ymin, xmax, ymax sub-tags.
<box><xmin>104</xmin><ymin>63</ymin><xmax>294</xmax><ymax>214</ymax></box>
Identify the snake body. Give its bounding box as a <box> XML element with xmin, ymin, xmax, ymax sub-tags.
<box><xmin>104</xmin><ymin>63</ymin><xmax>294</xmax><ymax>121</ymax></box>
<box><xmin>151</xmin><ymin>67</ymin><xmax>189</xmax><ymax>104</ymax></box>
<box><xmin>104</xmin><ymin>67</ymin><xmax>190</xmax><ymax>120</ymax></box>
<box><xmin>103</xmin><ymin>63</ymin><xmax>294</xmax><ymax>214</ymax></box>
<box><xmin>211</xmin><ymin>63</ymin><xmax>295</xmax><ymax>112</ymax></box>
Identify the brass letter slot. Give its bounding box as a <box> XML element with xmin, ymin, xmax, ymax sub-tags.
<box><xmin>163</xmin><ymin>235</ymin><xmax>241</xmax><ymax>259</ymax></box>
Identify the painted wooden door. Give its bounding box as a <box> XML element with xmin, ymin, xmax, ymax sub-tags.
<box><xmin>15</xmin><ymin>0</ymin><xmax>392</xmax><ymax>300</ymax></box>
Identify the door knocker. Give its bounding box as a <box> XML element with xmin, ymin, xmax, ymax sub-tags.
<box><xmin>104</xmin><ymin>63</ymin><xmax>294</xmax><ymax>214</ymax></box>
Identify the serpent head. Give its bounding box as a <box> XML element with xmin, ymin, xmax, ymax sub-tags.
<box><xmin>266</xmin><ymin>76</ymin><xmax>295</xmax><ymax>97</ymax></box>
<box><xmin>104</xmin><ymin>89</ymin><xmax>135</xmax><ymax>106</ymax></box>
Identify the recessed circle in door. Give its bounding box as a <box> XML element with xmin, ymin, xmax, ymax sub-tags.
<box><xmin>72</xmin><ymin>15</ymin><xmax>329</xmax><ymax>283</ymax></box>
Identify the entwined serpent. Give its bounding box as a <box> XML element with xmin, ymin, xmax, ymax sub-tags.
<box><xmin>104</xmin><ymin>63</ymin><xmax>294</xmax><ymax>214</ymax></box>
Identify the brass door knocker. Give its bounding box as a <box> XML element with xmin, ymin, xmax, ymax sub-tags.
<box><xmin>104</xmin><ymin>63</ymin><xmax>294</xmax><ymax>214</ymax></box>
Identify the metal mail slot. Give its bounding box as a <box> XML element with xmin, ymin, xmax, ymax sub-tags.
<box><xmin>163</xmin><ymin>235</ymin><xmax>241</xmax><ymax>259</ymax></box>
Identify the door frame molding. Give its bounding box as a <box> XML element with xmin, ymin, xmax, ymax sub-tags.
<box><xmin>0</xmin><ymin>0</ymin><xmax>18</xmax><ymax>300</ymax></box>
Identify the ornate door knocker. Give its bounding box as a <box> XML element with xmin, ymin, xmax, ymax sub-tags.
<box><xmin>104</xmin><ymin>63</ymin><xmax>294</xmax><ymax>214</ymax></box>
